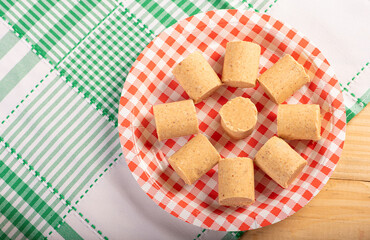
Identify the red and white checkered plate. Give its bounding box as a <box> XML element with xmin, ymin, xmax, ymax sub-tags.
<box><xmin>118</xmin><ymin>9</ymin><xmax>346</xmax><ymax>231</ymax></box>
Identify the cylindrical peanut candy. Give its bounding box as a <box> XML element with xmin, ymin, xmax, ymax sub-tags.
<box><xmin>168</xmin><ymin>134</ymin><xmax>220</xmax><ymax>185</ymax></box>
<box><xmin>254</xmin><ymin>136</ymin><xmax>307</xmax><ymax>188</ymax></box>
<box><xmin>258</xmin><ymin>54</ymin><xmax>310</xmax><ymax>104</ymax></box>
<box><xmin>278</xmin><ymin>104</ymin><xmax>321</xmax><ymax>140</ymax></box>
<box><xmin>172</xmin><ymin>51</ymin><xmax>222</xmax><ymax>103</ymax></box>
<box><xmin>218</xmin><ymin>157</ymin><xmax>255</xmax><ymax>207</ymax></box>
<box><xmin>222</xmin><ymin>41</ymin><xmax>261</xmax><ymax>88</ymax></box>
<box><xmin>219</xmin><ymin>97</ymin><xmax>257</xmax><ymax>140</ymax></box>
<box><xmin>153</xmin><ymin>100</ymin><xmax>198</xmax><ymax>141</ymax></box>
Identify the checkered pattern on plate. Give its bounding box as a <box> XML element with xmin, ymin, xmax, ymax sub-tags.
<box><xmin>118</xmin><ymin>9</ymin><xmax>346</xmax><ymax>231</ymax></box>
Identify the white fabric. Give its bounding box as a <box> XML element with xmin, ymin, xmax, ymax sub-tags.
<box><xmin>269</xmin><ymin>0</ymin><xmax>370</xmax><ymax>110</ymax></box>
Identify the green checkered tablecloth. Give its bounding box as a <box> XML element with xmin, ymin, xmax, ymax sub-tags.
<box><xmin>0</xmin><ymin>0</ymin><xmax>369</xmax><ymax>239</ymax></box>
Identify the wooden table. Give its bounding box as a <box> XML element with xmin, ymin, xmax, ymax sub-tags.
<box><xmin>241</xmin><ymin>105</ymin><xmax>370</xmax><ymax>240</ymax></box>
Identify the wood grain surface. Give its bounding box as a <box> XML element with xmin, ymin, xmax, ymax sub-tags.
<box><xmin>241</xmin><ymin>105</ymin><xmax>370</xmax><ymax>240</ymax></box>
<box><xmin>332</xmin><ymin>106</ymin><xmax>370</xmax><ymax>182</ymax></box>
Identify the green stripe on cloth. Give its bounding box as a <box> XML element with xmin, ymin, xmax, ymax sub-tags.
<box><xmin>53</xmin><ymin>122</ymin><xmax>118</xmax><ymax>191</ymax></box>
<box><xmin>0</xmin><ymin>31</ymin><xmax>19</xmax><ymax>59</ymax></box>
<box><xmin>0</xmin><ymin>195</ymin><xmax>83</xmax><ymax>239</ymax></box>
<box><xmin>67</xmin><ymin>138</ymin><xmax>121</xmax><ymax>199</ymax></box>
<box><xmin>0</xmin><ymin>161</ymin><xmax>82</xmax><ymax>236</ymax></box>
<box><xmin>346</xmin><ymin>107</ymin><xmax>356</xmax><ymax>122</ymax></box>
<box><xmin>1</xmin><ymin>74</ymin><xmax>58</xmax><ymax>137</ymax></box>
<box><xmin>0</xmin><ymin>51</ymin><xmax>40</xmax><ymax>102</ymax></box>
<box><xmin>35</xmin><ymin>112</ymin><xmax>103</xmax><ymax>177</ymax></box>
<box><xmin>0</xmin><ymin>228</ymin><xmax>12</xmax><ymax>240</ymax></box>
<box><xmin>44</xmin><ymin>1</ymin><xmax>99</xmax><ymax>47</ymax></box>
<box><xmin>0</xmin><ymin>147</ymin><xmax>71</xmax><ymax>239</ymax></box>
<box><xmin>126</xmin><ymin>0</ymin><xmax>243</xmax><ymax>34</ymax></box>
<box><xmin>26</xmin><ymin>105</ymin><xmax>95</xmax><ymax>170</ymax></box>
<box><xmin>138</xmin><ymin>0</ymin><xmax>178</xmax><ymax>27</ymax></box>
<box><xmin>174</xmin><ymin>0</ymin><xmax>203</xmax><ymax>16</ymax></box>
<box><xmin>57</xmin><ymin>222</ymin><xmax>84</xmax><ymax>240</ymax></box>
<box><xmin>0</xmin><ymin>1</ymin><xmax>13</xmax><ymax>14</ymax></box>
<box><xmin>0</xmin><ymin>72</ymin><xmax>121</xmax><ymax>202</ymax></box>
<box><xmin>221</xmin><ymin>231</ymin><xmax>244</xmax><ymax>240</ymax></box>
<box><xmin>10</xmin><ymin>87</ymin><xmax>79</xmax><ymax>154</ymax></box>
<box><xmin>60</xmin><ymin>5</ymin><xmax>152</xmax><ymax>122</ymax></box>
<box><xmin>346</xmin><ymin>88</ymin><xmax>370</xmax><ymax>122</ymax></box>
<box><xmin>256</xmin><ymin>0</ymin><xmax>271</xmax><ymax>11</ymax></box>
<box><xmin>207</xmin><ymin>0</ymin><xmax>234</xmax><ymax>9</ymax></box>
<box><xmin>0</xmin><ymin>146</ymin><xmax>105</xmax><ymax>239</ymax></box>
<box><xmin>0</xmin><ymin>195</ymin><xmax>44</xmax><ymax>239</ymax></box>
<box><xmin>13</xmin><ymin>1</ymin><xmax>56</xmax><ymax>37</ymax></box>
<box><xmin>36</xmin><ymin>1</ymin><xmax>100</xmax><ymax>55</ymax></box>
<box><xmin>0</xmin><ymin>0</ymin><xmax>116</xmax><ymax>64</ymax></box>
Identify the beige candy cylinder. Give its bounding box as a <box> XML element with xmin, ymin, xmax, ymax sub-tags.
<box><xmin>153</xmin><ymin>100</ymin><xmax>198</xmax><ymax>141</ymax></box>
<box><xmin>219</xmin><ymin>97</ymin><xmax>257</xmax><ymax>140</ymax></box>
<box><xmin>254</xmin><ymin>136</ymin><xmax>307</xmax><ymax>188</ymax></box>
<box><xmin>218</xmin><ymin>157</ymin><xmax>255</xmax><ymax>207</ymax></box>
<box><xmin>278</xmin><ymin>104</ymin><xmax>321</xmax><ymax>140</ymax></box>
<box><xmin>222</xmin><ymin>41</ymin><xmax>261</xmax><ymax>88</ymax></box>
<box><xmin>168</xmin><ymin>134</ymin><xmax>220</xmax><ymax>185</ymax></box>
<box><xmin>258</xmin><ymin>54</ymin><xmax>310</xmax><ymax>104</ymax></box>
<box><xmin>173</xmin><ymin>51</ymin><xmax>222</xmax><ymax>103</ymax></box>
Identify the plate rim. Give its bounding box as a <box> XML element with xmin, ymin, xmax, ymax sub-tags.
<box><xmin>118</xmin><ymin>9</ymin><xmax>346</xmax><ymax>231</ymax></box>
